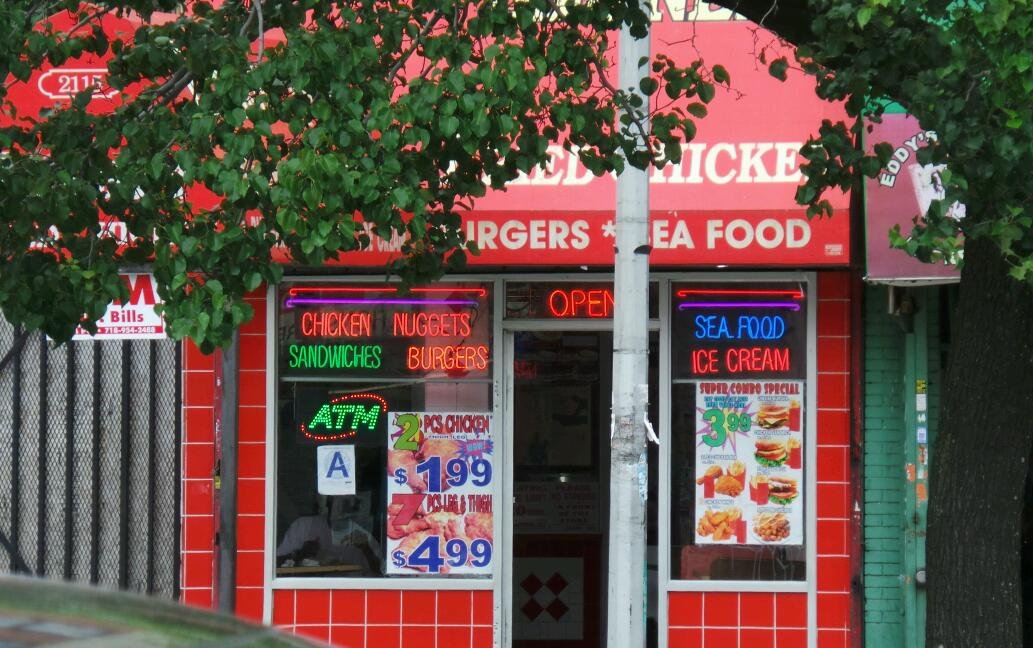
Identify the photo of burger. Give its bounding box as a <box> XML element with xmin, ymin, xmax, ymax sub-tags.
<box><xmin>766</xmin><ymin>476</ymin><xmax>798</xmax><ymax>505</ymax></box>
<box><xmin>756</xmin><ymin>402</ymin><xmax>790</xmax><ymax>429</ymax></box>
<box><xmin>754</xmin><ymin>440</ymin><xmax>788</xmax><ymax>467</ymax></box>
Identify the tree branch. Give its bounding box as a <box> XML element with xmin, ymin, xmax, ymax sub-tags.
<box><xmin>387</xmin><ymin>11</ymin><xmax>444</xmax><ymax>84</ymax></box>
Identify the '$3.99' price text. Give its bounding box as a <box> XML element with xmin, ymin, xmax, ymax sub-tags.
<box><xmin>391</xmin><ymin>536</ymin><xmax>492</xmax><ymax>573</ymax></box>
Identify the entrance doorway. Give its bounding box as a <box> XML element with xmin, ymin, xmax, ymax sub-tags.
<box><xmin>509</xmin><ymin>330</ymin><xmax>658</xmax><ymax>648</ymax></box>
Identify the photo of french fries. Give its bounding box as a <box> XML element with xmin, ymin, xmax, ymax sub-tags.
<box><xmin>696</xmin><ymin>507</ymin><xmax>742</xmax><ymax>541</ymax></box>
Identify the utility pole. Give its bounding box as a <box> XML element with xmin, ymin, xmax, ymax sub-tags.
<box><xmin>608</xmin><ymin>7</ymin><xmax>650</xmax><ymax>647</ymax></box>
<box><xmin>215</xmin><ymin>331</ymin><xmax>239</xmax><ymax>613</ymax></box>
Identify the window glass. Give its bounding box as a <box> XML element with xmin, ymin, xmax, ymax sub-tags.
<box><xmin>670</xmin><ymin>282</ymin><xmax>808</xmax><ymax>581</ymax></box>
<box><xmin>276</xmin><ymin>282</ymin><xmax>493</xmax><ymax>579</ymax></box>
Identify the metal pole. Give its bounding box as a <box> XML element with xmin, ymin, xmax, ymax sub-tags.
<box><xmin>609</xmin><ymin>10</ymin><xmax>650</xmax><ymax>648</ymax></box>
<box><xmin>217</xmin><ymin>330</ymin><xmax>239</xmax><ymax>613</ymax></box>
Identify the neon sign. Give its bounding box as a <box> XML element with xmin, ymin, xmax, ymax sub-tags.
<box><xmin>675</xmin><ymin>288</ymin><xmax>804</xmax><ymax>299</ymax></box>
<box><xmin>393</xmin><ymin>312</ymin><xmax>472</xmax><ymax>337</ymax></box>
<box><xmin>287</xmin><ymin>297</ymin><xmax>479</xmax><ymax>308</ymax></box>
<box><xmin>694</xmin><ymin>314</ymin><xmax>787</xmax><ymax>341</ymax></box>
<box><xmin>300</xmin><ymin>311</ymin><xmax>373</xmax><ymax>338</ymax></box>
<box><xmin>547</xmin><ymin>288</ymin><xmax>614</xmax><ymax>318</ymax></box>
<box><xmin>406</xmin><ymin>345</ymin><xmax>490</xmax><ymax>371</ymax></box>
<box><xmin>678</xmin><ymin>301</ymin><xmax>801</xmax><ymax>311</ymax></box>
<box><xmin>287</xmin><ymin>344</ymin><xmax>382</xmax><ymax>369</ymax></box>
<box><xmin>691</xmin><ymin>347</ymin><xmax>791</xmax><ymax>375</ymax></box>
<box><xmin>301</xmin><ymin>393</ymin><xmax>388</xmax><ymax>441</ymax></box>
<box><xmin>287</xmin><ymin>286</ymin><xmax>487</xmax><ymax>297</ymax></box>
<box><xmin>281</xmin><ymin>283</ymin><xmax>492</xmax><ymax>378</ymax></box>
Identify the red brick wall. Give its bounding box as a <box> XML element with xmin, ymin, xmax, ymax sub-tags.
<box><xmin>667</xmin><ymin>271</ymin><xmax>857</xmax><ymax>648</ymax></box>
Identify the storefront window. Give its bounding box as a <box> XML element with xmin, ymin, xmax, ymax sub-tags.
<box><xmin>670</xmin><ymin>282</ymin><xmax>808</xmax><ymax>581</ymax></box>
<box><xmin>276</xmin><ymin>282</ymin><xmax>493</xmax><ymax>578</ymax></box>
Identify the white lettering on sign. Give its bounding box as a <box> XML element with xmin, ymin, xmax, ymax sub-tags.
<box><xmin>317</xmin><ymin>445</ymin><xmax>356</xmax><ymax>495</ymax></box>
<box><xmin>468</xmin><ymin>219</ymin><xmax>591</xmax><ymax>251</ymax></box>
<box><xmin>37</xmin><ymin>68</ymin><xmax>115</xmax><ymax>101</ymax></box>
<box><xmin>878</xmin><ymin>130</ymin><xmax>938</xmax><ymax>188</ymax></box>
<box><xmin>503</xmin><ymin>142</ymin><xmax>803</xmax><ymax>188</ymax></box>
<box><xmin>706</xmin><ymin>218</ymin><xmax>811</xmax><ymax>250</ymax></box>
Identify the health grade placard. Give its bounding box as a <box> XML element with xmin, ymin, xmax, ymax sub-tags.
<box><xmin>694</xmin><ymin>381</ymin><xmax>804</xmax><ymax>546</ymax></box>
<box><xmin>386</xmin><ymin>412</ymin><xmax>494</xmax><ymax>575</ymax></box>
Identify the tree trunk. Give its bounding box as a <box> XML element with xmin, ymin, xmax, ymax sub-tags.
<box><xmin>927</xmin><ymin>237</ymin><xmax>1033</xmax><ymax>647</ymax></box>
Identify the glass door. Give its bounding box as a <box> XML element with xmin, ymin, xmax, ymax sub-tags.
<box><xmin>511</xmin><ymin>330</ymin><xmax>610</xmax><ymax>648</ymax></box>
<box><xmin>507</xmin><ymin>330</ymin><xmax>659</xmax><ymax>648</ymax></box>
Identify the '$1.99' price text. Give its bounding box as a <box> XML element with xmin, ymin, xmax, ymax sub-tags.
<box><xmin>391</xmin><ymin>536</ymin><xmax>492</xmax><ymax>573</ymax></box>
<box><xmin>393</xmin><ymin>456</ymin><xmax>492</xmax><ymax>490</ymax></box>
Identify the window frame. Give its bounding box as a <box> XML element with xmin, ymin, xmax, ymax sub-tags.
<box><xmin>267</xmin><ymin>276</ymin><xmax>501</xmax><ymax>591</ymax></box>
<box><xmin>659</xmin><ymin>271</ymin><xmax>816</xmax><ymax>595</ymax></box>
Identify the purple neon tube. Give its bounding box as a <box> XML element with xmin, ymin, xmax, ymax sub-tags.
<box><xmin>677</xmin><ymin>302</ymin><xmax>801</xmax><ymax>311</ymax></box>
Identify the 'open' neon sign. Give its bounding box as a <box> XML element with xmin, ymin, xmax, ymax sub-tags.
<box><xmin>547</xmin><ymin>288</ymin><xmax>614</xmax><ymax>318</ymax></box>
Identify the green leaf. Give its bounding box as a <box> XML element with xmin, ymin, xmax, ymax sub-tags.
<box><xmin>769</xmin><ymin>58</ymin><xmax>789</xmax><ymax>82</ymax></box>
<box><xmin>857</xmin><ymin>6</ymin><xmax>873</xmax><ymax>28</ymax></box>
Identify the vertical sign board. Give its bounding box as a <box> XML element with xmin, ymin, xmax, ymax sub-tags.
<box><xmin>73</xmin><ymin>273</ymin><xmax>166</xmax><ymax>340</ymax></box>
<box><xmin>385</xmin><ymin>412</ymin><xmax>494</xmax><ymax>576</ymax></box>
<box><xmin>864</xmin><ymin>113</ymin><xmax>961</xmax><ymax>283</ymax></box>
<box><xmin>693</xmin><ymin>381</ymin><xmax>804</xmax><ymax>546</ymax></box>
<box><xmin>316</xmin><ymin>445</ymin><xmax>356</xmax><ymax>496</ymax></box>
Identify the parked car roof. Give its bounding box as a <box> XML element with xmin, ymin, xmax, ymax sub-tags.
<box><xmin>0</xmin><ymin>576</ymin><xmax>314</xmax><ymax>647</ymax></box>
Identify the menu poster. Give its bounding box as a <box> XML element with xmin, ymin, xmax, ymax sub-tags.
<box><xmin>694</xmin><ymin>381</ymin><xmax>804</xmax><ymax>546</ymax></box>
<box><xmin>386</xmin><ymin>412</ymin><xmax>494</xmax><ymax>575</ymax></box>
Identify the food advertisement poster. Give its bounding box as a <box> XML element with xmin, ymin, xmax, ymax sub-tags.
<box><xmin>386</xmin><ymin>412</ymin><xmax>494</xmax><ymax>575</ymax></box>
<box><xmin>694</xmin><ymin>381</ymin><xmax>804</xmax><ymax>546</ymax></box>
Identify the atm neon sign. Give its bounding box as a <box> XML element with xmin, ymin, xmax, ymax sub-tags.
<box><xmin>300</xmin><ymin>393</ymin><xmax>388</xmax><ymax>441</ymax></box>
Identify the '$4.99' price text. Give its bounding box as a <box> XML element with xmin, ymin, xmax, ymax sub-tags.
<box><xmin>391</xmin><ymin>536</ymin><xmax>492</xmax><ymax>573</ymax></box>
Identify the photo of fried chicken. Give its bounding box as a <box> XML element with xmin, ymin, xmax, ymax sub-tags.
<box><xmin>752</xmin><ymin>512</ymin><xmax>791</xmax><ymax>542</ymax></box>
<box><xmin>388</xmin><ymin>449</ymin><xmax>425</xmax><ymax>491</ymax></box>
<box><xmin>464</xmin><ymin>512</ymin><xmax>493</xmax><ymax>542</ymax></box>
<box><xmin>714</xmin><ymin>474</ymin><xmax>744</xmax><ymax>497</ymax></box>
<box><xmin>696</xmin><ymin>507</ymin><xmax>741</xmax><ymax>541</ymax></box>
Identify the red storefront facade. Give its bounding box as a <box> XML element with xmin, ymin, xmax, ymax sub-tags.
<box><xmin>178</xmin><ymin>15</ymin><xmax>861</xmax><ymax>648</ymax></box>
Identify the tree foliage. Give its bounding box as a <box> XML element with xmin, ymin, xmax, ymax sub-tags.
<box><xmin>776</xmin><ymin>0</ymin><xmax>1033</xmax><ymax>283</ymax></box>
<box><xmin>708</xmin><ymin>0</ymin><xmax>1033</xmax><ymax>644</ymax></box>
<box><xmin>0</xmin><ymin>0</ymin><xmax>720</xmax><ymax>351</ymax></box>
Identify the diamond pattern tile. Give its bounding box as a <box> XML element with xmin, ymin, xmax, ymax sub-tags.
<box><xmin>546</xmin><ymin>598</ymin><xmax>570</xmax><ymax>621</ymax></box>
<box><xmin>521</xmin><ymin>598</ymin><xmax>544</xmax><ymax>621</ymax></box>
<box><xmin>521</xmin><ymin>573</ymin><xmax>544</xmax><ymax>596</ymax></box>
<box><xmin>546</xmin><ymin>572</ymin><xmax>568</xmax><ymax>595</ymax></box>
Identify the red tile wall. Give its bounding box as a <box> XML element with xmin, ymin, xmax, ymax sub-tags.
<box><xmin>271</xmin><ymin>589</ymin><xmax>495</xmax><ymax>648</ymax></box>
<box><xmin>667</xmin><ymin>271</ymin><xmax>858</xmax><ymax>647</ymax></box>
<box><xmin>180</xmin><ymin>288</ymin><xmax>496</xmax><ymax>647</ymax></box>
<box><xmin>180</xmin><ymin>290</ymin><xmax>268</xmax><ymax>622</ymax></box>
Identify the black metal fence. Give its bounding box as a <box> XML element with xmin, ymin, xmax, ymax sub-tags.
<box><xmin>0</xmin><ymin>323</ymin><xmax>181</xmax><ymax>598</ymax></box>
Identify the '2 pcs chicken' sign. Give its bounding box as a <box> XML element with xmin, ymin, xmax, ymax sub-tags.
<box><xmin>386</xmin><ymin>412</ymin><xmax>495</xmax><ymax>575</ymax></box>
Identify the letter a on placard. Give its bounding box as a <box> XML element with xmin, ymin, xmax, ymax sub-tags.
<box><xmin>317</xmin><ymin>445</ymin><xmax>356</xmax><ymax>495</ymax></box>
<box><xmin>327</xmin><ymin>452</ymin><xmax>349</xmax><ymax>478</ymax></box>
